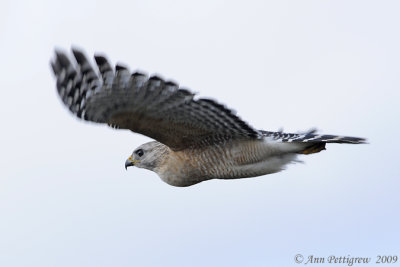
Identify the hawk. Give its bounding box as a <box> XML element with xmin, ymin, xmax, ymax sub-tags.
<box><xmin>51</xmin><ymin>49</ymin><xmax>366</xmax><ymax>187</ymax></box>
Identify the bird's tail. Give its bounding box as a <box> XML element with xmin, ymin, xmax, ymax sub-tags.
<box><xmin>261</xmin><ymin>129</ymin><xmax>366</xmax><ymax>155</ymax></box>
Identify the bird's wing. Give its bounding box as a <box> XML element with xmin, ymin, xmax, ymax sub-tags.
<box><xmin>51</xmin><ymin>49</ymin><xmax>260</xmax><ymax>151</ymax></box>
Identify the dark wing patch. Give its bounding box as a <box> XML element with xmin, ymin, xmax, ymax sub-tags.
<box><xmin>51</xmin><ymin>49</ymin><xmax>260</xmax><ymax>150</ymax></box>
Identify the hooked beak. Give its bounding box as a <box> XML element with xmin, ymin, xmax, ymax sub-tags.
<box><xmin>125</xmin><ymin>157</ymin><xmax>140</xmax><ymax>170</ymax></box>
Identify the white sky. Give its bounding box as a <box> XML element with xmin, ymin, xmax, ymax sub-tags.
<box><xmin>1</xmin><ymin>0</ymin><xmax>399</xmax><ymax>266</ymax></box>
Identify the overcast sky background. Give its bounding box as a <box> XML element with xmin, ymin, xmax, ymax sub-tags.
<box><xmin>1</xmin><ymin>0</ymin><xmax>399</xmax><ymax>266</ymax></box>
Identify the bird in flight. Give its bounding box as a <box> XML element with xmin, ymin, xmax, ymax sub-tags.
<box><xmin>51</xmin><ymin>49</ymin><xmax>366</xmax><ymax>187</ymax></box>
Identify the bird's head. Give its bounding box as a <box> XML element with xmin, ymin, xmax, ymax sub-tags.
<box><xmin>125</xmin><ymin>141</ymin><xmax>168</xmax><ymax>172</ymax></box>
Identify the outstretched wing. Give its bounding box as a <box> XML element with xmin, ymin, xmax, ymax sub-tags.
<box><xmin>51</xmin><ymin>49</ymin><xmax>260</xmax><ymax>151</ymax></box>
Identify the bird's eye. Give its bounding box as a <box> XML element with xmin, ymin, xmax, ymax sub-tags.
<box><xmin>135</xmin><ymin>149</ymin><xmax>144</xmax><ymax>157</ymax></box>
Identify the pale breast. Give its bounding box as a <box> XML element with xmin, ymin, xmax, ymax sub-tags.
<box><xmin>157</xmin><ymin>139</ymin><xmax>303</xmax><ymax>186</ymax></box>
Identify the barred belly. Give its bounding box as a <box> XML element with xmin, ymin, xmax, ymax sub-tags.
<box><xmin>159</xmin><ymin>139</ymin><xmax>304</xmax><ymax>186</ymax></box>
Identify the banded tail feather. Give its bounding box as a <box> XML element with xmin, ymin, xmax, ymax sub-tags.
<box><xmin>261</xmin><ymin>130</ymin><xmax>366</xmax><ymax>144</ymax></box>
<box><xmin>261</xmin><ymin>130</ymin><xmax>366</xmax><ymax>155</ymax></box>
